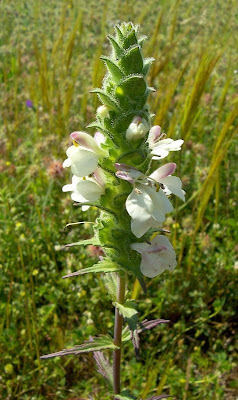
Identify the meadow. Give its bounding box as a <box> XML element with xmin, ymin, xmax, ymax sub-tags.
<box><xmin>0</xmin><ymin>0</ymin><xmax>237</xmax><ymax>399</ymax></box>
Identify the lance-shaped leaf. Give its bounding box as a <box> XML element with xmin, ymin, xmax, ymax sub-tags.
<box><xmin>93</xmin><ymin>351</ymin><xmax>113</xmax><ymax>388</ymax></box>
<box><xmin>119</xmin><ymin>45</ymin><xmax>144</xmax><ymax>74</ymax></box>
<box><xmin>122</xmin><ymin>318</ymin><xmax>170</xmax><ymax>343</ymax></box>
<box><xmin>114</xmin><ymin>300</ymin><xmax>139</xmax><ymax>331</ymax></box>
<box><xmin>100</xmin><ymin>56</ymin><xmax>124</xmax><ymax>83</ymax></box>
<box><xmin>91</xmin><ymin>88</ymin><xmax>120</xmax><ymax>111</ymax></box>
<box><xmin>65</xmin><ymin>237</ymin><xmax>100</xmax><ymax>248</ymax></box>
<box><xmin>108</xmin><ymin>34</ymin><xmax>124</xmax><ymax>58</ymax></box>
<box><xmin>40</xmin><ymin>335</ymin><xmax>118</xmax><ymax>359</ymax></box>
<box><xmin>115</xmin><ymin>25</ymin><xmax>124</xmax><ymax>45</ymax></box>
<box><xmin>62</xmin><ymin>260</ymin><xmax>122</xmax><ymax>279</ymax></box>
<box><xmin>116</xmin><ymin>74</ymin><xmax>147</xmax><ymax>98</ymax></box>
<box><xmin>138</xmin><ymin>319</ymin><xmax>170</xmax><ymax>333</ymax></box>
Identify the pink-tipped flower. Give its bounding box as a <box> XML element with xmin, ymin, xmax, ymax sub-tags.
<box><xmin>70</xmin><ymin>131</ymin><xmax>106</xmax><ymax>156</ymax></box>
<box><xmin>62</xmin><ymin>168</ymin><xmax>106</xmax><ymax>211</ymax></box>
<box><xmin>150</xmin><ymin>163</ymin><xmax>185</xmax><ymax>201</ymax></box>
<box><xmin>63</xmin><ymin>132</ymin><xmax>107</xmax><ymax>177</ymax></box>
<box><xmin>147</xmin><ymin>125</ymin><xmax>184</xmax><ymax>160</ymax></box>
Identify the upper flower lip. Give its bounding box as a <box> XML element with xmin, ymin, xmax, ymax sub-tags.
<box><xmin>70</xmin><ymin>131</ymin><xmax>106</xmax><ymax>156</ymax></box>
<box><xmin>149</xmin><ymin>163</ymin><xmax>177</xmax><ymax>181</ymax></box>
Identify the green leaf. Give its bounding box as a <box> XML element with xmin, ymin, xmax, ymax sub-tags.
<box><xmin>116</xmin><ymin>74</ymin><xmax>146</xmax><ymax>98</ymax></box>
<box><xmin>87</xmin><ymin>121</ymin><xmax>117</xmax><ymax>143</ymax></box>
<box><xmin>138</xmin><ymin>35</ymin><xmax>148</xmax><ymax>46</ymax></box>
<box><xmin>119</xmin><ymin>45</ymin><xmax>143</xmax><ymax>74</ymax></box>
<box><xmin>115</xmin><ymin>390</ymin><xmax>137</xmax><ymax>400</ymax></box>
<box><xmin>101</xmin><ymin>56</ymin><xmax>124</xmax><ymax>83</ymax></box>
<box><xmin>123</xmin><ymin>29</ymin><xmax>138</xmax><ymax>48</ymax></box>
<box><xmin>93</xmin><ymin>351</ymin><xmax>113</xmax><ymax>388</ymax></box>
<box><xmin>122</xmin><ymin>326</ymin><xmax>131</xmax><ymax>343</ymax></box>
<box><xmin>90</xmin><ymin>88</ymin><xmax>120</xmax><ymax>111</ymax></box>
<box><xmin>103</xmin><ymin>273</ymin><xmax>118</xmax><ymax>300</ymax></box>
<box><xmin>62</xmin><ymin>260</ymin><xmax>122</xmax><ymax>279</ymax></box>
<box><xmin>115</xmin><ymin>25</ymin><xmax>124</xmax><ymax>44</ymax></box>
<box><xmin>107</xmin><ymin>34</ymin><xmax>124</xmax><ymax>58</ymax></box>
<box><xmin>40</xmin><ymin>335</ymin><xmax>118</xmax><ymax>359</ymax></box>
<box><xmin>143</xmin><ymin>57</ymin><xmax>155</xmax><ymax>75</ymax></box>
<box><xmin>65</xmin><ymin>238</ymin><xmax>100</xmax><ymax>247</ymax></box>
<box><xmin>114</xmin><ymin>300</ymin><xmax>139</xmax><ymax>331</ymax></box>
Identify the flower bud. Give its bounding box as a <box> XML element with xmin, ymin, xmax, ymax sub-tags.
<box><xmin>97</xmin><ymin>105</ymin><xmax>110</xmax><ymax>118</ymax></box>
<box><xmin>126</xmin><ymin>116</ymin><xmax>149</xmax><ymax>141</ymax></box>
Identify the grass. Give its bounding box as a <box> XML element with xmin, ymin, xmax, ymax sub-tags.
<box><xmin>0</xmin><ymin>0</ymin><xmax>237</xmax><ymax>399</ymax></box>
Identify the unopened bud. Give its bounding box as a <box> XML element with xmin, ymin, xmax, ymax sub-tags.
<box><xmin>126</xmin><ymin>116</ymin><xmax>149</xmax><ymax>141</ymax></box>
<box><xmin>97</xmin><ymin>105</ymin><xmax>110</xmax><ymax>118</ymax></box>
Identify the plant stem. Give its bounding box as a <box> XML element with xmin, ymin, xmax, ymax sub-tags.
<box><xmin>113</xmin><ymin>273</ymin><xmax>126</xmax><ymax>397</ymax></box>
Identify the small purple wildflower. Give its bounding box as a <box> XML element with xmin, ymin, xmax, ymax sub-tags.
<box><xmin>26</xmin><ymin>99</ymin><xmax>33</xmax><ymax>108</ymax></box>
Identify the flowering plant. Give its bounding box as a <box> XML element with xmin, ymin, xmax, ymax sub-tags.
<box><xmin>41</xmin><ymin>22</ymin><xmax>185</xmax><ymax>400</ymax></box>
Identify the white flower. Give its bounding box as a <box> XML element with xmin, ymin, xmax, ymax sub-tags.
<box><xmin>150</xmin><ymin>163</ymin><xmax>185</xmax><ymax>201</ymax></box>
<box><xmin>126</xmin><ymin>184</ymin><xmax>173</xmax><ymax>237</ymax></box>
<box><xmin>63</xmin><ymin>131</ymin><xmax>106</xmax><ymax>177</ymax></box>
<box><xmin>126</xmin><ymin>116</ymin><xmax>149</xmax><ymax>141</ymax></box>
<box><xmin>131</xmin><ymin>235</ymin><xmax>177</xmax><ymax>278</ymax></box>
<box><xmin>147</xmin><ymin>125</ymin><xmax>184</xmax><ymax>159</ymax></box>
<box><xmin>115</xmin><ymin>162</ymin><xmax>185</xmax><ymax>238</ymax></box>
<box><xmin>62</xmin><ymin>168</ymin><xmax>106</xmax><ymax>211</ymax></box>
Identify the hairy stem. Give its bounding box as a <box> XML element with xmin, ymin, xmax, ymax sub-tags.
<box><xmin>113</xmin><ymin>273</ymin><xmax>126</xmax><ymax>396</ymax></box>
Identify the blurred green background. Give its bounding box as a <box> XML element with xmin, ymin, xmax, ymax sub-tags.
<box><xmin>0</xmin><ymin>0</ymin><xmax>237</xmax><ymax>399</ymax></box>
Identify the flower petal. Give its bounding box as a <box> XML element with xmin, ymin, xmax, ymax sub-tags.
<box><xmin>71</xmin><ymin>192</ymin><xmax>87</xmax><ymax>203</ymax></box>
<box><xmin>160</xmin><ymin>176</ymin><xmax>185</xmax><ymax>201</ymax></box>
<box><xmin>62</xmin><ymin>184</ymin><xmax>74</xmax><ymax>192</ymax></box>
<box><xmin>115</xmin><ymin>163</ymin><xmax>142</xmax><ymax>184</ymax></box>
<box><xmin>62</xmin><ymin>158</ymin><xmax>72</xmax><ymax>168</ymax></box>
<box><xmin>149</xmin><ymin>163</ymin><xmax>177</xmax><ymax>182</ymax></box>
<box><xmin>126</xmin><ymin>186</ymin><xmax>153</xmax><ymax>220</ymax></box>
<box><xmin>131</xmin><ymin>217</ymin><xmax>153</xmax><ymax>238</ymax></box>
<box><xmin>130</xmin><ymin>242</ymin><xmax>150</xmax><ymax>253</ymax></box>
<box><xmin>75</xmin><ymin>180</ymin><xmax>104</xmax><ymax>202</ymax></box>
<box><xmin>70</xmin><ymin>131</ymin><xmax>99</xmax><ymax>152</ymax></box>
<box><xmin>126</xmin><ymin>187</ymin><xmax>153</xmax><ymax>237</ymax></box>
<box><xmin>70</xmin><ymin>148</ymin><xmax>99</xmax><ymax>177</ymax></box>
<box><xmin>147</xmin><ymin>125</ymin><xmax>161</xmax><ymax>146</ymax></box>
<box><xmin>93</xmin><ymin>168</ymin><xmax>106</xmax><ymax>187</ymax></box>
<box><xmin>136</xmin><ymin>235</ymin><xmax>177</xmax><ymax>278</ymax></box>
<box><xmin>145</xmin><ymin>187</ymin><xmax>173</xmax><ymax>222</ymax></box>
